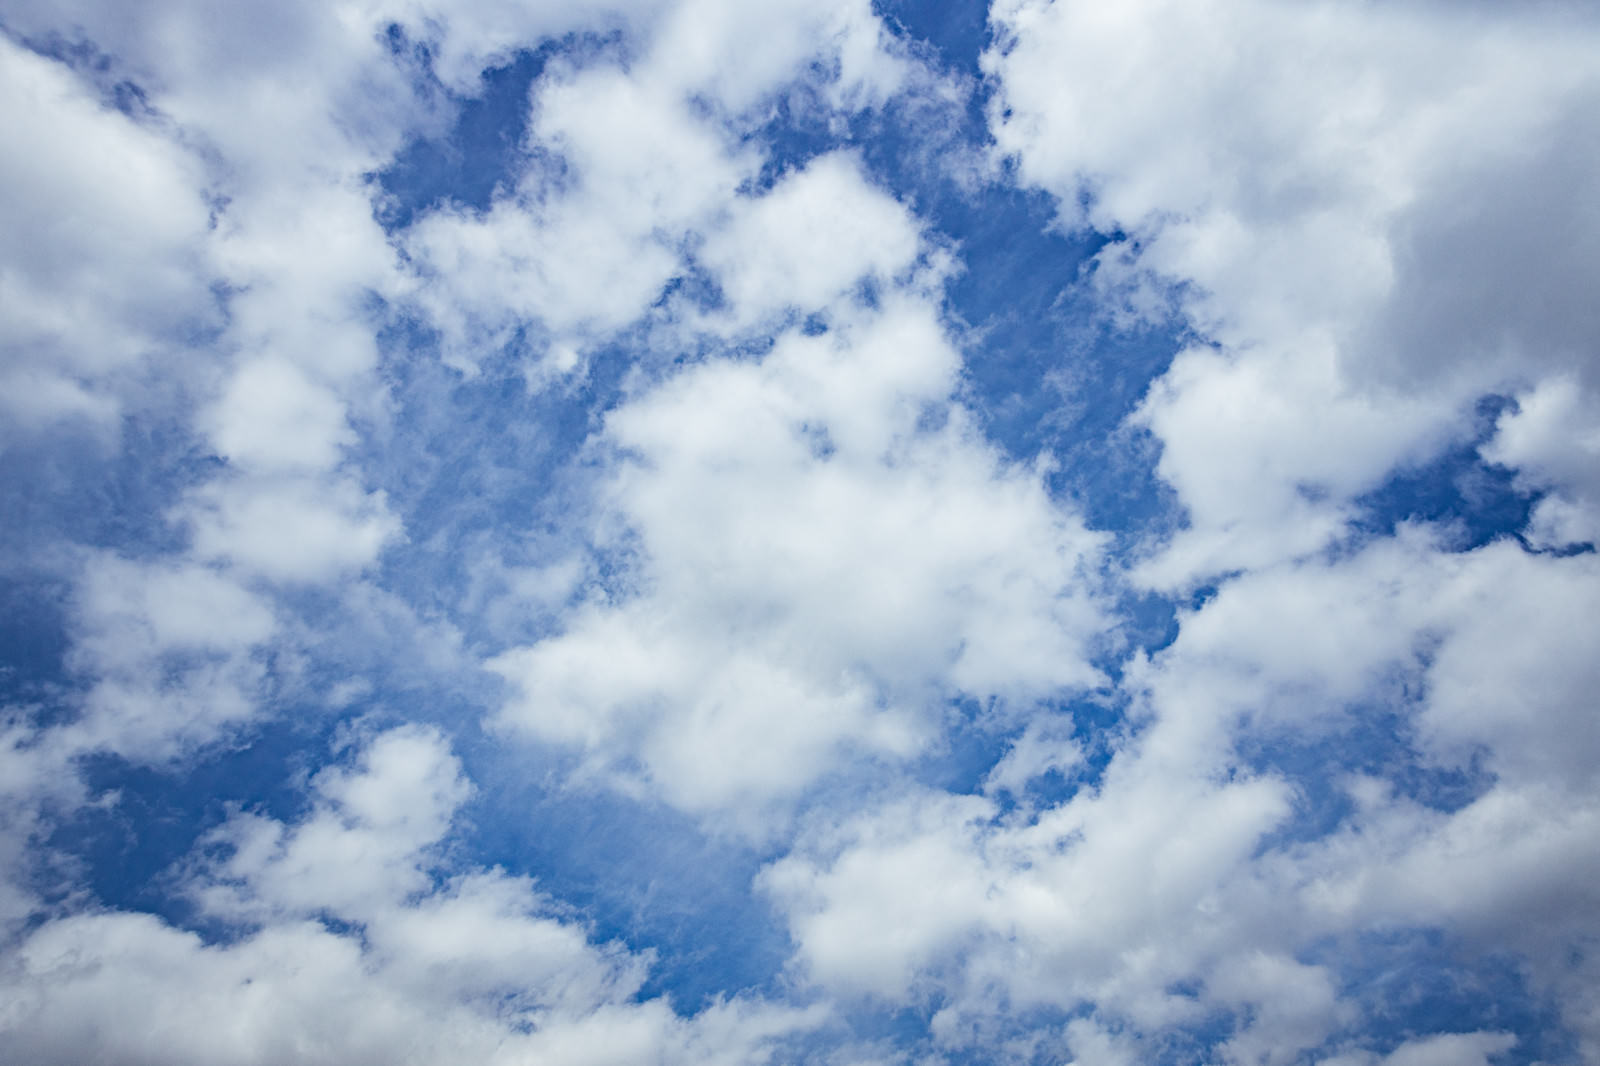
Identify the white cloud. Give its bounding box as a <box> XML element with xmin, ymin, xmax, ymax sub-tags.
<box><xmin>764</xmin><ymin>767</ymin><xmax>1294</xmax><ymax>1030</ymax></box>
<box><xmin>1483</xmin><ymin>376</ymin><xmax>1600</xmax><ymax>548</ymax></box>
<box><xmin>0</xmin><ymin>723</ymin><xmax>83</xmax><ymax>931</ymax></box>
<box><xmin>642</xmin><ymin>0</ymin><xmax>906</xmax><ymax>116</ymax></box>
<box><xmin>0</xmin><ymin>0</ymin><xmax>420</xmax><ymax>184</ymax></box>
<box><xmin>382</xmin><ymin>0</ymin><xmax>660</xmax><ymax>96</ymax></box>
<box><xmin>1319</xmin><ymin>1031</ymin><xmax>1517</xmax><ymax>1066</ymax></box>
<box><xmin>491</xmin><ymin>277</ymin><xmax>1108</xmax><ymax>822</ymax></box>
<box><xmin>761</xmin><ymin>523</ymin><xmax>1600</xmax><ymax>1053</ymax></box>
<box><xmin>0</xmin><ymin>35</ymin><xmax>216</xmax><ymax>434</ymax></box>
<box><xmin>178</xmin><ymin>476</ymin><xmax>400</xmax><ymax>584</ymax></box>
<box><xmin>1209</xmin><ymin>952</ymin><xmax>1346</xmax><ymax>1066</ymax></box>
<box><xmin>700</xmin><ymin>152</ymin><xmax>929</xmax><ymax>327</ymax></box>
<box><xmin>62</xmin><ymin>555</ymin><xmax>276</xmax><ymax>762</ymax></box>
<box><xmin>204</xmin><ymin>357</ymin><xmax>356</xmax><ymax>473</ymax></box>
<box><xmin>401</xmin><ymin>0</ymin><xmax>928</xmax><ymax>375</ymax></box>
<box><xmin>986</xmin><ymin>0</ymin><xmax>1600</xmax><ymax>578</ymax></box>
<box><xmin>0</xmin><ymin>7</ymin><xmax>410</xmax><ymax>583</ymax></box>
<box><xmin>75</xmin><ymin>556</ymin><xmax>276</xmax><ymax>657</ymax></box>
<box><xmin>980</xmin><ymin>716</ymin><xmax>1082</xmax><ymax>800</ymax></box>
<box><xmin>4</xmin><ymin>3</ymin><xmax>928</xmax><ymax>1058</ymax></box>
<box><xmin>1060</xmin><ymin>1017</ymin><xmax>1143</xmax><ymax>1066</ymax></box>
<box><xmin>192</xmin><ymin>726</ymin><xmax>475</xmax><ymax>922</ymax></box>
<box><xmin>0</xmin><ymin>727</ymin><xmax>818</xmax><ymax>1065</ymax></box>
<box><xmin>1125</xmin><ymin>528</ymin><xmax>1600</xmax><ymax>797</ymax></box>
<box><xmin>213</xmin><ymin>180</ymin><xmax>403</xmax><ymax>386</ymax></box>
<box><xmin>1129</xmin><ymin>338</ymin><xmax>1457</xmax><ymax>586</ymax></box>
<box><xmin>9</xmin><ymin>0</ymin><xmax>1598</xmax><ymax>1060</ymax></box>
<box><xmin>405</xmin><ymin>61</ymin><xmax>755</xmax><ymax>372</ymax></box>
<box><xmin>967</xmin><ymin>11</ymin><xmax>1600</xmax><ymax>1044</ymax></box>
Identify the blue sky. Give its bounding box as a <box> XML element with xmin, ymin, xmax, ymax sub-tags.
<box><xmin>3</xmin><ymin>1</ymin><xmax>1599</xmax><ymax>1063</ymax></box>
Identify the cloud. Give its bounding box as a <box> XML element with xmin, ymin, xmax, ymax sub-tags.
<box><xmin>643</xmin><ymin>0</ymin><xmax>907</xmax><ymax>115</ymax></box>
<box><xmin>6</xmin><ymin>0</ymin><xmax>1600</xmax><ymax>1061</ymax></box>
<box><xmin>699</xmin><ymin>152</ymin><xmax>931</xmax><ymax>327</ymax></box>
<box><xmin>63</xmin><ymin>554</ymin><xmax>276</xmax><ymax>762</ymax></box>
<box><xmin>0</xmin><ymin>727</ymin><xmax>817</xmax><ymax>1065</ymax></box>
<box><xmin>177</xmin><ymin>476</ymin><xmax>401</xmax><ymax>584</ymax></box>
<box><xmin>763</xmin><ymin>769</ymin><xmax>1294</xmax><ymax>1031</ymax></box>
<box><xmin>0</xmin><ymin>34</ymin><xmax>216</xmax><ymax>435</ymax></box>
<box><xmin>489</xmin><ymin>174</ymin><xmax>1108</xmax><ymax>822</ymax></box>
<box><xmin>400</xmin><ymin>0</ymin><xmax>924</xmax><ymax>376</ymax></box>
<box><xmin>1483</xmin><ymin>376</ymin><xmax>1600</xmax><ymax>548</ymax></box>
<box><xmin>1320</xmin><ymin>1031</ymin><xmax>1517</xmax><ymax>1066</ymax></box>
<box><xmin>987</xmin><ymin>0</ymin><xmax>1600</xmax><ymax>578</ymax></box>
<box><xmin>203</xmin><ymin>357</ymin><xmax>357</xmax><ymax>474</ymax></box>
<box><xmin>760</xmin><ymin>524</ymin><xmax>1600</xmax><ymax>1054</ymax></box>
<box><xmin>404</xmin><ymin>58</ymin><xmax>756</xmax><ymax>372</ymax></box>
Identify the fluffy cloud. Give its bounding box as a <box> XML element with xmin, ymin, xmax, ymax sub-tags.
<box><xmin>760</xmin><ymin>529</ymin><xmax>1600</xmax><ymax>1057</ymax></box>
<box><xmin>987</xmin><ymin>0</ymin><xmax>1600</xmax><ymax>579</ymax></box>
<box><xmin>699</xmin><ymin>152</ymin><xmax>931</xmax><ymax>327</ymax></box>
<box><xmin>404</xmin><ymin>59</ymin><xmax>756</xmax><ymax>372</ymax></box>
<box><xmin>1320</xmin><ymin>1032</ymin><xmax>1518</xmax><ymax>1066</ymax></box>
<box><xmin>6</xmin><ymin>0</ymin><xmax>1599</xmax><ymax>1061</ymax></box>
<box><xmin>400</xmin><ymin>0</ymin><xmax>927</xmax><ymax>375</ymax></box>
<box><xmin>0</xmin><ymin>34</ymin><xmax>216</xmax><ymax>433</ymax></box>
<box><xmin>489</xmin><ymin>160</ymin><xmax>1107</xmax><ymax>823</ymax></box>
<box><xmin>63</xmin><ymin>554</ymin><xmax>276</xmax><ymax>762</ymax></box>
<box><xmin>0</xmin><ymin>727</ymin><xmax>816</xmax><ymax>1065</ymax></box>
<box><xmin>763</xmin><ymin>767</ymin><xmax>1295</xmax><ymax>1033</ymax></box>
<box><xmin>1483</xmin><ymin>376</ymin><xmax>1600</xmax><ymax>548</ymax></box>
<box><xmin>958</xmin><ymin>14</ymin><xmax>1600</xmax><ymax>1047</ymax></box>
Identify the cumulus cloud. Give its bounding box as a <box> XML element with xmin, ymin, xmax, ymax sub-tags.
<box><xmin>756</xmin><ymin>526</ymin><xmax>1600</xmax><ymax>1054</ymax></box>
<box><xmin>987</xmin><ymin>0</ymin><xmax>1600</xmax><ymax>578</ymax></box>
<box><xmin>699</xmin><ymin>152</ymin><xmax>931</xmax><ymax>327</ymax></box>
<box><xmin>488</xmin><ymin>161</ymin><xmax>1107</xmax><ymax>823</ymax></box>
<box><xmin>1320</xmin><ymin>1031</ymin><xmax>1518</xmax><ymax>1066</ymax></box>
<box><xmin>0</xmin><ymin>33</ymin><xmax>216</xmax><ymax>433</ymax></box>
<box><xmin>404</xmin><ymin>58</ymin><xmax>756</xmax><ymax>372</ymax></box>
<box><xmin>1484</xmin><ymin>376</ymin><xmax>1600</xmax><ymax>548</ymax></box>
<box><xmin>63</xmin><ymin>554</ymin><xmax>276</xmax><ymax>762</ymax></box>
<box><xmin>957</xmin><ymin>15</ymin><xmax>1600</xmax><ymax>1047</ymax></box>
<box><xmin>5</xmin><ymin>0</ymin><xmax>1599</xmax><ymax>1062</ymax></box>
<box><xmin>0</xmin><ymin>727</ymin><xmax>816</xmax><ymax>1065</ymax></box>
<box><xmin>398</xmin><ymin>0</ymin><xmax>934</xmax><ymax>376</ymax></box>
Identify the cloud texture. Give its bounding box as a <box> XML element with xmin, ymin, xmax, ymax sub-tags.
<box><xmin>2</xmin><ymin>0</ymin><xmax>1597</xmax><ymax>1062</ymax></box>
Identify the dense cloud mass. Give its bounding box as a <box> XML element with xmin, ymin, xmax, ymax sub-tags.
<box><xmin>2</xmin><ymin>1</ymin><xmax>1597</xmax><ymax>1063</ymax></box>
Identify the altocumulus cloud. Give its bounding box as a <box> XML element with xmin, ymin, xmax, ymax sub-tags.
<box><xmin>1</xmin><ymin>1</ymin><xmax>1597</xmax><ymax>1064</ymax></box>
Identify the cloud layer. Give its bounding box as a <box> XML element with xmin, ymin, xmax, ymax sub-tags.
<box><xmin>3</xmin><ymin>0</ymin><xmax>1597</xmax><ymax>1062</ymax></box>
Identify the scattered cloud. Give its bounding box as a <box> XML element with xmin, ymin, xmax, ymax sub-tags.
<box><xmin>3</xmin><ymin>0</ymin><xmax>1598</xmax><ymax>1062</ymax></box>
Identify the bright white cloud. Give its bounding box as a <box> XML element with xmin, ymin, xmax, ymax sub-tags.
<box><xmin>1319</xmin><ymin>1031</ymin><xmax>1517</xmax><ymax>1066</ymax></box>
<box><xmin>1483</xmin><ymin>376</ymin><xmax>1600</xmax><ymax>548</ymax></box>
<box><xmin>491</xmin><ymin>265</ymin><xmax>1108</xmax><ymax>822</ymax></box>
<box><xmin>963</xmin><ymin>13</ymin><xmax>1600</xmax><ymax>1043</ymax></box>
<box><xmin>405</xmin><ymin>60</ymin><xmax>755</xmax><ymax>372</ymax></box>
<box><xmin>761</xmin><ymin>526</ymin><xmax>1600</xmax><ymax>1053</ymax></box>
<box><xmin>643</xmin><ymin>0</ymin><xmax>906</xmax><ymax>115</ymax></box>
<box><xmin>0</xmin><ymin>35</ymin><xmax>216</xmax><ymax>433</ymax></box>
<box><xmin>61</xmin><ymin>555</ymin><xmax>276</xmax><ymax>762</ymax></box>
<box><xmin>987</xmin><ymin>0</ymin><xmax>1600</xmax><ymax>579</ymax></box>
<box><xmin>204</xmin><ymin>357</ymin><xmax>356</xmax><ymax>473</ymax></box>
<box><xmin>178</xmin><ymin>476</ymin><xmax>401</xmax><ymax>583</ymax></box>
<box><xmin>401</xmin><ymin>0</ymin><xmax>928</xmax><ymax>376</ymax></box>
<box><xmin>700</xmin><ymin>152</ymin><xmax>930</xmax><ymax>327</ymax></box>
<box><xmin>5</xmin><ymin>0</ymin><xmax>1599</xmax><ymax>1061</ymax></box>
<box><xmin>0</xmin><ymin>727</ymin><xmax>817</xmax><ymax>1065</ymax></box>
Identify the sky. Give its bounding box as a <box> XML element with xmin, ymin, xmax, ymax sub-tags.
<box><xmin>1</xmin><ymin>1</ymin><xmax>1598</xmax><ymax>1063</ymax></box>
